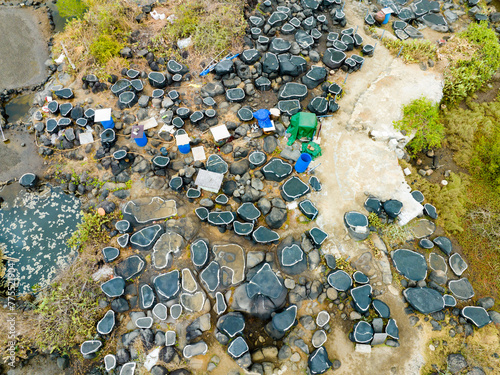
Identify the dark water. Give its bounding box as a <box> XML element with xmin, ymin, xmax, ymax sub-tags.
<box><xmin>0</xmin><ymin>185</ymin><xmax>81</xmax><ymax>294</ymax></box>
<box><xmin>3</xmin><ymin>93</ymin><xmax>34</xmax><ymax>123</ymax></box>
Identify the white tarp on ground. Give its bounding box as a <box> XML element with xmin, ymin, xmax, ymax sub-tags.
<box><xmin>195</xmin><ymin>169</ymin><xmax>224</xmax><ymax>193</ymax></box>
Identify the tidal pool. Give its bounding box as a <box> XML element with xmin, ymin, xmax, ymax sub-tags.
<box><xmin>0</xmin><ymin>186</ymin><xmax>81</xmax><ymax>294</ymax></box>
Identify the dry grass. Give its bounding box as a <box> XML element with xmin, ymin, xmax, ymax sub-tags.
<box><xmin>437</xmin><ymin>34</ymin><xmax>480</xmax><ymax>66</ymax></box>
<box><xmin>421</xmin><ymin>318</ymin><xmax>500</xmax><ymax>374</ymax></box>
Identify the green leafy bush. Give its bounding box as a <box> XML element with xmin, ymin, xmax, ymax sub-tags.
<box><xmin>443</xmin><ymin>22</ymin><xmax>500</xmax><ymax>105</ymax></box>
<box><xmin>89</xmin><ymin>35</ymin><xmax>123</xmax><ymax>65</ymax></box>
<box><xmin>32</xmin><ymin>260</ymin><xmax>102</xmax><ymax>353</ymax></box>
<box><xmin>394</xmin><ymin>97</ymin><xmax>444</xmax><ymax>156</ymax></box>
<box><xmin>67</xmin><ymin>210</ymin><xmax>117</xmax><ymax>249</ymax></box>
<box><xmin>57</xmin><ymin>0</ymin><xmax>87</xmax><ymax>19</ymax></box>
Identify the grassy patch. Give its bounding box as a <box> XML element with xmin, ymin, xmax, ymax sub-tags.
<box><xmin>57</xmin><ymin>0</ymin><xmax>87</xmax><ymax>18</ymax></box>
<box><xmin>31</xmin><ymin>258</ymin><xmax>102</xmax><ymax>354</ymax></box>
<box><xmin>383</xmin><ymin>38</ymin><xmax>437</xmax><ymax>64</ymax></box>
<box><xmin>54</xmin><ymin>0</ymin><xmax>136</xmax><ymax>75</ymax></box>
<box><xmin>457</xmin><ymin>180</ymin><xmax>500</xmax><ymax>305</ymax></box>
<box><xmin>67</xmin><ymin>210</ymin><xmax>120</xmax><ymax>249</ymax></box>
<box><xmin>157</xmin><ymin>0</ymin><xmax>246</xmax><ymax>58</ymax></box>
<box><xmin>442</xmin><ymin>22</ymin><xmax>500</xmax><ymax>105</ymax></box>
<box><xmin>394</xmin><ymin>97</ymin><xmax>444</xmax><ymax>156</ymax></box>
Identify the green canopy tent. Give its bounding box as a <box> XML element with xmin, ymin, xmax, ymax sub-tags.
<box><xmin>286</xmin><ymin>112</ymin><xmax>318</xmax><ymax>145</ymax></box>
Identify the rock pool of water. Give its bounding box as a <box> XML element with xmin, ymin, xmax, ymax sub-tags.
<box><xmin>0</xmin><ymin>186</ymin><xmax>81</xmax><ymax>294</ymax></box>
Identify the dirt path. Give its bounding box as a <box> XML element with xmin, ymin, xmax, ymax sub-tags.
<box><xmin>307</xmin><ymin>3</ymin><xmax>444</xmax><ymax>374</ymax></box>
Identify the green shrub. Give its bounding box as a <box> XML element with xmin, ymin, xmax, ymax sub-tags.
<box><xmin>32</xmin><ymin>260</ymin><xmax>102</xmax><ymax>353</ymax></box>
<box><xmin>394</xmin><ymin>97</ymin><xmax>444</xmax><ymax>156</ymax></box>
<box><xmin>67</xmin><ymin>210</ymin><xmax>117</xmax><ymax>249</ymax></box>
<box><xmin>57</xmin><ymin>0</ymin><xmax>87</xmax><ymax>19</ymax></box>
<box><xmin>89</xmin><ymin>35</ymin><xmax>123</xmax><ymax>65</ymax></box>
<box><xmin>443</xmin><ymin>22</ymin><xmax>500</xmax><ymax>105</ymax></box>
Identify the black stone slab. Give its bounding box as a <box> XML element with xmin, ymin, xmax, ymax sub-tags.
<box><xmin>111</xmin><ymin>79</ymin><xmax>133</xmax><ymax>96</ymax></box>
<box><xmin>323</xmin><ymin>48</ymin><xmax>346</xmax><ymax>69</ymax></box>
<box><xmin>433</xmin><ymin>236</ymin><xmax>452</xmax><ymax>256</ymax></box>
<box><xmin>249</xmin><ymin>151</ymin><xmax>267</xmax><ymax>169</ymax></box>
<box><xmin>234</xmin><ymin>221</ymin><xmax>254</xmax><ymax>236</ymax></box>
<box><xmin>278</xmin><ymin>100</ymin><xmax>301</xmax><ymax>116</ymax></box>
<box><xmin>386</xmin><ymin>319</ymin><xmax>399</xmax><ymax>339</ymax></box>
<box><xmin>153</xmin><ymin>270</ymin><xmax>180</xmax><ymax>299</ymax></box>
<box><xmin>351</xmin><ymin>284</ymin><xmax>372</xmax><ymax>313</ymax></box>
<box><xmin>261</xmin><ymin>158</ymin><xmax>293</xmax><ymax>182</ymax></box>
<box><xmin>299</xmin><ymin>199</ymin><xmax>318</xmax><ymax>220</ymax></box>
<box><xmin>308</xmin><ymin>346</ymin><xmax>332</xmax><ymax>375</ymax></box>
<box><xmin>169</xmin><ymin>176</ymin><xmax>183</xmax><ymax>191</ymax></box>
<box><xmin>208</xmin><ymin>211</ymin><xmax>235</xmax><ymax>226</ymax></box>
<box><xmin>372</xmin><ymin>299</ymin><xmax>391</xmax><ymax>318</ymax></box>
<box><xmin>353</xmin><ymin>271</ymin><xmax>369</xmax><ymax>284</ymax></box>
<box><xmin>218</xmin><ymin>312</ymin><xmax>246</xmax><ymax>338</ymax></box>
<box><xmin>54</xmin><ymin>88</ymin><xmax>74</xmax><ymax>99</ymax></box>
<box><xmin>195</xmin><ymin>207</ymin><xmax>209</xmax><ymax>221</ymax></box>
<box><xmin>308</xmin><ymin>227</ymin><xmax>328</xmax><ymax>247</ymax></box>
<box><xmin>352</xmin><ymin>321</ymin><xmax>374</xmax><ymax>343</ymax></box>
<box><xmin>200</xmin><ymin>261</ymin><xmax>220</xmax><ymax>292</ymax></box>
<box><xmin>237</xmin><ymin>203</ymin><xmax>261</xmax><ymax>222</ymax></box>
<box><xmin>139</xmin><ymin>284</ymin><xmax>155</xmax><ymax>309</ymax></box>
<box><xmin>246</xmin><ymin>263</ymin><xmax>284</xmax><ymax>299</ymax></box>
<box><xmin>462</xmin><ymin>306</ymin><xmax>491</xmax><ymax>328</ymax></box>
<box><xmin>101</xmin><ymin>277</ymin><xmax>125</xmax><ymax>297</ymax></box>
<box><xmin>102</xmin><ymin>247</ymin><xmax>120</xmax><ymax>263</ymax></box>
<box><xmin>403</xmin><ymin>287</ymin><xmax>444</xmax><ymax>314</ymax></box>
<box><xmin>114</xmin><ymin>254</ymin><xmax>146</xmax><ymax>280</ymax></box>
<box><xmin>207</xmin><ymin>154</ymin><xmax>228</xmax><ymax>174</ymax></box>
<box><xmin>252</xmin><ymin>226</ymin><xmax>280</xmax><ymax>244</ymax></box>
<box><xmin>281</xmin><ymin>176</ymin><xmax>310</xmax><ymax>202</ymax></box>
<box><xmin>279</xmin><ymin>243</ymin><xmax>307</xmax><ymax>275</ymax></box>
<box><xmin>191</xmin><ymin>239</ymin><xmax>209</xmax><ymax>268</ymax></box>
<box><xmin>449</xmin><ymin>278</ymin><xmax>474</xmax><ymax>300</ymax></box>
<box><xmin>392</xmin><ymin>249</ymin><xmax>427</xmax><ymax>281</ymax></box>
<box><xmin>272</xmin><ymin>305</ymin><xmax>297</xmax><ymax>332</ymax></box>
<box><xmin>148</xmin><ymin>72</ymin><xmax>167</xmax><ymax>89</ymax></box>
<box><xmin>129</xmin><ymin>224</ymin><xmax>163</xmax><ymax>251</ymax></box>
<box><xmin>327</xmin><ymin>270</ymin><xmax>352</xmax><ymax>291</ymax></box>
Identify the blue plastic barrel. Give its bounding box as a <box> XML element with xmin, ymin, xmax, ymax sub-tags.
<box><xmin>134</xmin><ymin>133</ymin><xmax>148</xmax><ymax>147</ymax></box>
<box><xmin>101</xmin><ymin>118</ymin><xmax>115</xmax><ymax>129</ymax></box>
<box><xmin>253</xmin><ymin>109</ymin><xmax>272</xmax><ymax>129</ymax></box>
<box><xmin>178</xmin><ymin>143</ymin><xmax>191</xmax><ymax>154</ymax></box>
<box><xmin>294</xmin><ymin>153</ymin><xmax>312</xmax><ymax>173</ymax></box>
<box><xmin>382</xmin><ymin>13</ymin><xmax>391</xmax><ymax>24</ymax></box>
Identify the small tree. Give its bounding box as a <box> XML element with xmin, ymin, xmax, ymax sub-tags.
<box><xmin>57</xmin><ymin>0</ymin><xmax>87</xmax><ymax>19</ymax></box>
<box><xmin>394</xmin><ymin>97</ymin><xmax>444</xmax><ymax>156</ymax></box>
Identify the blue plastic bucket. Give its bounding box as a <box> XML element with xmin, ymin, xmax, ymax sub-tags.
<box><xmin>178</xmin><ymin>143</ymin><xmax>191</xmax><ymax>154</ymax></box>
<box><xmin>101</xmin><ymin>118</ymin><xmax>115</xmax><ymax>129</ymax></box>
<box><xmin>134</xmin><ymin>133</ymin><xmax>148</xmax><ymax>147</ymax></box>
<box><xmin>382</xmin><ymin>13</ymin><xmax>391</xmax><ymax>24</ymax></box>
<box><xmin>253</xmin><ymin>109</ymin><xmax>272</xmax><ymax>129</ymax></box>
<box><xmin>294</xmin><ymin>153</ymin><xmax>312</xmax><ymax>173</ymax></box>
